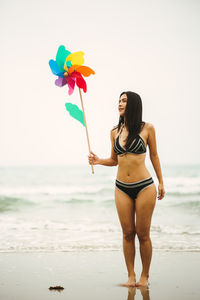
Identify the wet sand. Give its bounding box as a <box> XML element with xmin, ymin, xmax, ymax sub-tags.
<box><xmin>0</xmin><ymin>250</ymin><xmax>199</xmax><ymax>300</ymax></box>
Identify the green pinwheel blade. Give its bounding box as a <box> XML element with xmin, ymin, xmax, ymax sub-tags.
<box><xmin>65</xmin><ymin>103</ymin><xmax>85</xmax><ymax>127</ymax></box>
<box><xmin>56</xmin><ymin>45</ymin><xmax>71</xmax><ymax>72</ymax></box>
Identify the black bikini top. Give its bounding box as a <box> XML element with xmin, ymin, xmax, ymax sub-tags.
<box><xmin>113</xmin><ymin>125</ymin><xmax>146</xmax><ymax>155</ymax></box>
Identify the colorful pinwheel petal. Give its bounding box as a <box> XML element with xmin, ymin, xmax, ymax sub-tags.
<box><xmin>70</xmin><ymin>72</ymin><xmax>87</xmax><ymax>93</ymax></box>
<box><xmin>55</xmin><ymin>77</ymin><xmax>67</xmax><ymax>87</ymax></box>
<box><xmin>56</xmin><ymin>45</ymin><xmax>71</xmax><ymax>71</ymax></box>
<box><xmin>65</xmin><ymin>51</ymin><xmax>85</xmax><ymax>67</ymax></box>
<box><xmin>66</xmin><ymin>76</ymin><xmax>76</xmax><ymax>95</ymax></box>
<box><xmin>49</xmin><ymin>59</ymin><xmax>64</xmax><ymax>77</ymax></box>
<box><xmin>68</xmin><ymin>65</ymin><xmax>95</xmax><ymax>77</ymax></box>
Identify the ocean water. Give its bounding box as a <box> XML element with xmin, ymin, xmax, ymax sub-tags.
<box><xmin>0</xmin><ymin>164</ymin><xmax>200</xmax><ymax>253</ymax></box>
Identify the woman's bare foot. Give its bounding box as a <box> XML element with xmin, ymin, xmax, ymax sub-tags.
<box><xmin>135</xmin><ymin>274</ymin><xmax>149</xmax><ymax>287</ymax></box>
<box><xmin>123</xmin><ymin>273</ymin><xmax>136</xmax><ymax>287</ymax></box>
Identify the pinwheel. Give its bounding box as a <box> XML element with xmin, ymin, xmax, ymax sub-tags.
<box><xmin>49</xmin><ymin>45</ymin><xmax>95</xmax><ymax>95</ymax></box>
<box><xmin>49</xmin><ymin>45</ymin><xmax>95</xmax><ymax>173</ymax></box>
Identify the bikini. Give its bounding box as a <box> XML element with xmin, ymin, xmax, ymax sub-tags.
<box><xmin>113</xmin><ymin>125</ymin><xmax>154</xmax><ymax>201</ymax></box>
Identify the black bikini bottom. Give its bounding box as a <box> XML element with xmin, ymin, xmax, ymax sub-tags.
<box><xmin>115</xmin><ymin>177</ymin><xmax>154</xmax><ymax>201</ymax></box>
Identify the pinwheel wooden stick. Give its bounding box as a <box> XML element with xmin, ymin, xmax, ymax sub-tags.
<box><xmin>78</xmin><ymin>88</ymin><xmax>94</xmax><ymax>174</ymax></box>
<box><xmin>49</xmin><ymin>45</ymin><xmax>95</xmax><ymax>174</ymax></box>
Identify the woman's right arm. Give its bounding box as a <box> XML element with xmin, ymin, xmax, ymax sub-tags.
<box><xmin>88</xmin><ymin>129</ymin><xmax>118</xmax><ymax>167</ymax></box>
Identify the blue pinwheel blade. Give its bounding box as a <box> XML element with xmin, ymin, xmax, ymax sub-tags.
<box><xmin>49</xmin><ymin>59</ymin><xmax>64</xmax><ymax>77</ymax></box>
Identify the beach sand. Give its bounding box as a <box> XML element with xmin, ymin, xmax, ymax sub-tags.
<box><xmin>0</xmin><ymin>250</ymin><xmax>199</xmax><ymax>300</ymax></box>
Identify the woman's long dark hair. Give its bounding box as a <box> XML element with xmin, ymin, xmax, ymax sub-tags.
<box><xmin>112</xmin><ymin>91</ymin><xmax>145</xmax><ymax>150</ymax></box>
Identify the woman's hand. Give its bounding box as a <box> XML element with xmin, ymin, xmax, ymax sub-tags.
<box><xmin>157</xmin><ymin>183</ymin><xmax>165</xmax><ymax>200</ymax></box>
<box><xmin>88</xmin><ymin>151</ymin><xmax>101</xmax><ymax>165</ymax></box>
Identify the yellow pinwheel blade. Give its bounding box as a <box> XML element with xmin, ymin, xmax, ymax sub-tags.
<box><xmin>66</xmin><ymin>51</ymin><xmax>85</xmax><ymax>66</ymax></box>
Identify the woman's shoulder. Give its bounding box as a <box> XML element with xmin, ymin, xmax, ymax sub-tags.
<box><xmin>110</xmin><ymin>125</ymin><xmax>120</xmax><ymax>139</ymax></box>
<box><xmin>143</xmin><ymin>122</ymin><xmax>155</xmax><ymax>130</ymax></box>
<box><xmin>142</xmin><ymin>122</ymin><xmax>156</xmax><ymax>139</ymax></box>
<box><xmin>111</xmin><ymin>124</ymin><xmax>120</xmax><ymax>133</ymax></box>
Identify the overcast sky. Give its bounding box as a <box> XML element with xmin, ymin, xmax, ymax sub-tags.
<box><xmin>1</xmin><ymin>0</ymin><xmax>200</xmax><ymax>167</ymax></box>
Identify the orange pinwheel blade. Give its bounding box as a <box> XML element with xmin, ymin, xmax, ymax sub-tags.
<box><xmin>68</xmin><ymin>65</ymin><xmax>95</xmax><ymax>77</ymax></box>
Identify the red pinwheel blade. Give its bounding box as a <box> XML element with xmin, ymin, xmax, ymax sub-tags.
<box><xmin>71</xmin><ymin>72</ymin><xmax>87</xmax><ymax>93</ymax></box>
<box><xmin>76</xmin><ymin>75</ymin><xmax>87</xmax><ymax>93</ymax></box>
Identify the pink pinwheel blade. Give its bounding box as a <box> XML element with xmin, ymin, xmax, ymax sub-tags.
<box><xmin>66</xmin><ymin>76</ymin><xmax>75</xmax><ymax>95</ymax></box>
<box><xmin>55</xmin><ymin>77</ymin><xmax>67</xmax><ymax>87</ymax></box>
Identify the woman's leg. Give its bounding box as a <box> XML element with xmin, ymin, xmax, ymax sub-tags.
<box><xmin>115</xmin><ymin>187</ymin><xmax>136</xmax><ymax>286</ymax></box>
<box><xmin>135</xmin><ymin>184</ymin><xmax>157</xmax><ymax>286</ymax></box>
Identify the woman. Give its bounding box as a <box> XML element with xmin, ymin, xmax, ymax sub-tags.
<box><xmin>88</xmin><ymin>91</ymin><xmax>165</xmax><ymax>287</ymax></box>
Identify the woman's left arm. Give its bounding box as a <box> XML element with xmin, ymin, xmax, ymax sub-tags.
<box><xmin>147</xmin><ymin>123</ymin><xmax>165</xmax><ymax>200</ymax></box>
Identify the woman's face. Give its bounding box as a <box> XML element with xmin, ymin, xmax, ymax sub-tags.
<box><xmin>118</xmin><ymin>94</ymin><xmax>127</xmax><ymax>116</ymax></box>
